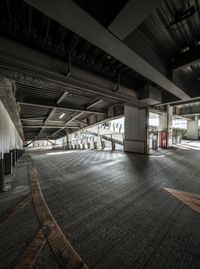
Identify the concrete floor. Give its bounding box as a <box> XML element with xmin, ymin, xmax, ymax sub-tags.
<box><xmin>1</xmin><ymin>141</ymin><xmax>200</xmax><ymax>268</ymax></box>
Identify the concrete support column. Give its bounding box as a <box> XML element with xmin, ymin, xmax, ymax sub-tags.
<box><xmin>187</xmin><ymin>116</ymin><xmax>199</xmax><ymax>140</ymax></box>
<box><xmin>124</xmin><ymin>106</ymin><xmax>149</xmax><ymax>154</ymax></box>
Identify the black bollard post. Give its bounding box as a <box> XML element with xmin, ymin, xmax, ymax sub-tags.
<box><xmin>0</xmin><ymin>153</ymin><xmax>11</xmax><ymax>191</ymax></box>
<box><xmin>4</xmin><ymin>152</ymin><xmax>12</xmax><ymax>175</ymax></box>
<box><xmin>12</xmin><ymin>149</ymin><xmax>16</xmax><ymax>166</ymax></box>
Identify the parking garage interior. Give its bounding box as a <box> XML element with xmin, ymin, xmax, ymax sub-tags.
<box><xmin>0</xmin><ymin>1</ymin><xmax>200</xmax><ymax>268</ymax></box>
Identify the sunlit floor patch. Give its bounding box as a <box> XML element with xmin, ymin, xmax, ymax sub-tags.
<box><xmin>45</xmin><ymin>150</ymin><xmax>85</xmax><ymax>155</ymax></box>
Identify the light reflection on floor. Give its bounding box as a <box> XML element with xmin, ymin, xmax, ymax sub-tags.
<box><xmin>176</xmin><ymin>140</ymin><xmax>200</xmax><ymax>151</ymax></box>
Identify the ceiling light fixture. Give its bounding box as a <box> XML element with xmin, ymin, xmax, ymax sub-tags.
<box><xmin>181</xmin><ymin>46</ymin><xmax>190</xmax><ymax>53</ymax></box>
<box><xmin>59</xmin><ymin>113</ymin><xmax>65</xmax><ymax>119</ymax></box>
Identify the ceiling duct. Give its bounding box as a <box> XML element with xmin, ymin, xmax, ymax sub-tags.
<box><xmin>139</xmin><ymin>85</ymin><xmax>162</xmax><ymax>105</ymax></box>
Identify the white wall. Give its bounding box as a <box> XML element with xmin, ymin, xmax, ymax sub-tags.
<box><xmin>0</xmin><ymin>100</ymin><xmax>22</xmax><ymax>155</ymax></box>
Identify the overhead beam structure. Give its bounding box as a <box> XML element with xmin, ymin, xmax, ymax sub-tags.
<box><xmin>21</xmin><ymin>117</ymin><xmax>46</xmax><ymax>121</ymax></box>
<box><xmin>0</xmin><ymin>36</ymin><xmax>142</xmax><ymax>107</ymax></box>
<box><xmin>108</xmin><ymin>0</ymin><xmax>163</xmax><ymax>40</ymax></box>
<box><xmin>16</xmin><ymin>96</ymin><xmax>106</xmax><ymax>114</ymax></box>
<box><xmin>50</xmin><ymin>100</ymin><xmax>104</xmax><ymax>137</ymax></box>
<box><xmin>22</xmin><ymin>125</ymin><xmax>79</xmax><ymax>129</ymax></box>
<box><xmin>25</xmin><ymin>0</ymin><xmax>190</xmax><ymax>100</ymax></box>
<box><xmin>36</xmin><ymin>91</ymin><xmax>69</xmax><ymax>138</ymax></box>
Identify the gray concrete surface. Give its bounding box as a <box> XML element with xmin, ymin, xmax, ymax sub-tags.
<box><xmin>32</xmin><ymin>143</ymin><xmax>200</xmax><ymax>268</ymax></box>
<box><xmin>1</xmin><ymin>143</ymin><xmax>200</xmax><ymax>268</ymax></box>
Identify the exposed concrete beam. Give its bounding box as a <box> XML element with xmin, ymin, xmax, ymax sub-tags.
<box><xmin>87</xmin><ymin>99</ymin><xmax>103</xmax><ymax>109</ymax></box>
<box><xmin>108</xmin><ymin>0</ymin><xmax>163</xmax><ymax>40</ymax></box>
<box><xmin>74</xmin><ymin>119</ymin><xmax>88</xmax><ymax>126</ymax></box>
<box><xmin>46</xmin><ymin>139</ymin><xmax>55</xmax><ymax>145</ymax></box>
<box><xmin>22</xmin><ymin>125</ymin><xmax>79</xmax><ymax>129</ymax></box>
<box><xmin>23</xmin><ymin>140</ymin><xmax>34</xmax><ymax>147</ymax></box>
<box><xmin>36</xmin><ymin>108</ymin><xmax>56</xmax><ymax>138</ymax></box>
<box><xmin>21</xmin><ymin>117</ymin><xmax>45</xmax><ymax>121</ymax></box>
<box><xmin>36</xmin><ymin>91</ymin><xmax>68</xmax><ymax>138</ymax></box>
<box><xmin>125</xmin><ymin>29</ymin><xmax>170</xmax><ymax>79</ymax></box>
<box><xmin>16</xmin><ymin>96</ymin><xmax>105</xmax><ymax>114</ymax></box>
<box><xmin>25</xmin><ymin>0</ymin><xmax>189</xmax><ymax>100</ymax></box>
<box><xmin>157</xmin><ymin>96</ymin><xmax>200</xmax><ymax>107</ymax></box>
<box><xmin>50</xmin><ymin>100</ymin><xmax>103</xmax><ymax>137</ymax></box>
<box><xmin>0</xmin><ymin>36</ymin><xmax>142</xmax><ymax>107</ymax></box>
<box><xmin>173</xmin><ymin>115</ymin><xmax>193</xmax><ymax>121</ymax></box>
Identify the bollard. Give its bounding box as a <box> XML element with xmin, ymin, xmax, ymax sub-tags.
<box><xmin>15</xmin><ymin>149</ymin><xmax>19</xmax><ymax>161</ymax></box>
<box><xmin>12</xmin><ymin>149</ymin><xmax>16</xmax><ymax>166</ymax></box>
<box><xmin>0</xmin><ymin>154</ymin><xmax>11</xmax><ymax>191</ymax></box>
<box><xmin>93</xmin><ymin>141</ymin><xmax>97</xmax><ymax>149</ymax></box>
<box><xmin>111</xmin><ymin>140</ymin><xmax>115</xmax><ymax>150</ymax></box>
<box><xmin>14</xmin><ymin>149</ymin><xmax>17</xmax><ymax>163</ymax></box>
<box><xmin>4</xmin><ymin>152</ymin><xmax>12</xmax><ymax>175</ymax></box>
<box><xmin>101</xmin><ymin>141</ymin><xmax>105</xmax><ymax>150</ymax></box>
<box><xmin>0</xmin><ymin>156</ymin><xmax>5</xmax><ymax>191</ymax></box>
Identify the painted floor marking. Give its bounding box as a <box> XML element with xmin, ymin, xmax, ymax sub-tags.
<box><xmin>28</xmin><ymin>155</ymin><xmax>89</xmax><ymax>269</ymax></box>
<box><xmin>164</xmin><ymin>187</ymin><xmax>200</xmax><ymax>214</ymax></box>
<box><xmin>15</xmin><ymin>229</ymin><xmax>46</xmax><ymax>269</ymax></box>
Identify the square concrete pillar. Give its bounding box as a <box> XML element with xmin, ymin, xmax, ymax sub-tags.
<box><xmin>4</xmin><ymin>152</ymin><xmax>12</xmax><ymax>175</ymax></box>
<box><xmin>187</xmin><ymin>116</ymin><xmax>199</xmax><ymax>140</ymax></box>
<box><xmin>124</xmin><ymin>106</ymin><xmax>149</xmax><ymax>154</ymax></box>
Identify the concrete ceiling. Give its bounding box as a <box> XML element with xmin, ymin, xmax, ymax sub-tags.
<box><xmin>1</xmin><ymin>0</ymin><xmax>200</xmax><ymax>140</ymax></box>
